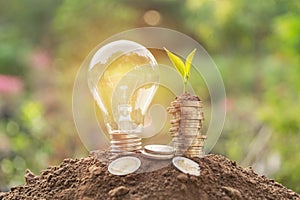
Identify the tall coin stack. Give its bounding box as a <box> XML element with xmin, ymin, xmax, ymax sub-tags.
<box><xmin>167</xmin><ymin>93</ymin><xmax>206</xmax><ymax>157</ymax></box>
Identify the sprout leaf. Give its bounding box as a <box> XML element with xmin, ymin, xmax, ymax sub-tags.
<box><xmin>164</xmin><ymin>47</ymin><xmax>185</xmax><ymax>79</ymax></box>
<box><xmin>164</xmin><ymin>47</ymin><xmax>197</xmax><ymax>93</ymax></box>
<box><xmin>185</xmin><ymin>48</ymin><xmax>196</xmax><ymax>80</ymax></box>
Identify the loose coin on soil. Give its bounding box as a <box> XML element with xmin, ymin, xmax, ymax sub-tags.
<box><xmin>172</xmin><ymin>156</ymin><xmax>200</xmax><ymax>176</ymax></box>
<box><xmin>108</xmin><ymin>156</ymin><xmax>141</xmax><ymax>175</ymax></box>
<box><xmin>140</xmin><ymin>150</ymin><xmax>174</xmax><ymax>160</ymax></box>
<box><xmin>144</xmin><ymin>145</ymin><xmax>174</xmax><ymax>155</ymax></box>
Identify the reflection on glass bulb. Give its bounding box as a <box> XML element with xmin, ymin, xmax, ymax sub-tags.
<box><xmin>87</xmin><ymin>40</ymin><xmax>159</xmax><ymax>153</ymax></box>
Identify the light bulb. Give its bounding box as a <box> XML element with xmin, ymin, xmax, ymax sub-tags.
<box><xmin>87</xmin><ymin>40</ymin><xmax>159</xmax><ymax>153</ymax></box>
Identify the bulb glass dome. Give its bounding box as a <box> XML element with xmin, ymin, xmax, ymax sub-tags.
<box><xmin>87</xmin><ymin>40</ymin><xmax>159</xmax><ymax>153</ymax></box>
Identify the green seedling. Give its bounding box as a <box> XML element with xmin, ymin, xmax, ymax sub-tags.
<box><xmin>164</xmin><ymin>48</ymin><xmax>196</xmax><ymax>93</ymax></box>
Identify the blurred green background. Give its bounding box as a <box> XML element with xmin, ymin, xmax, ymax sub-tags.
<box><xmin>1</xmin><ymin>0</ymin><xmax>300</xmax><ymax>193</ymax></box>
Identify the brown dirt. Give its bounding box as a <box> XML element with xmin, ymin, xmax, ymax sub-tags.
<box><xmin>175</xmin><ymin>93</ymin><xmax>200</xmax><ymax>101</ymax></box>
<box><xmin>0</xmin><ymin>151</ymin><xmax>299</xmax><ymax>200</ymax></box>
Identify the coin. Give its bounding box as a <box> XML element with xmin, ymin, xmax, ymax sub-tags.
<box><xmin>171</xmin><ymin>133</ymin><xmax>198</xmax><ymax>138</ymax></box>
<box><xmin>191</xmin><ymin>138</ymin><xmax>206</xmax><ymax>143</ymax></box>
<box><xmin>170</xmin><ymin>119</ymin><xmax>180</xmax><ymax>124</ymax></box>
<box><xmin>195</xmin><ymin>135</ymin><xmax>207</xmax><ymax>139</ymax></box>
<box><xmin>180</xmin><ymin>115</ymin><xmax>203</xmax><ymax>120</ymax></box>
<box><xmin>180</xmin><ymin>113</ymin><xmax>203</xmax><ymax>118</ymax></box>
<box><xmin>110</xmin><ymin>133</ymin><xmax>139</xmax><ymax>140</ymax></box>
<box><xmin>172</xmin><ymin>156</ymin><xmax>200</xmax><ymax>176</ymax></box>
<box><xmin>185</xmin><ymin>152</ymin><xmax>201</xmax><ymax>156</ymax></box>
<box><xmin>186</xmin><ymin>149</ymin><xmax>202</xmax><ymax>154</ymax></box>
<box><xmin>110</xmin><ymin>133</ymin><xmax>139</xmax><ymax>137</ymax></box>
<box><xmin>179</xmin><ymin>101</ymin><xmax>203</xmax><ymax>107</ymax></box>
<box><xmin>185</xmin><ymin>152</ymin><xmax>202</xmax><ymax>158</ymax></box>
<box><xmin>110</xmin><ymin>144</ymin><xmax>142</xmax><ymax>151</ymax></box>
<box><xmin>180</xmin><ymin>110</ymin><xmax>203</xmax><ymax>115</ymax></box>
<box><xmin>189</xmin><ymin>144</ymin><xmax>205</xmax><ymax>148</ymax></box>
<box><xmin>111</xmin><ymin>141</ymin><xmax>142</xmax><ymax>147</ymax></box>
<box><xmin>110</xmin><ymin>139</ymin><xmax>140</xmax><ymax>144</ymax></box>
<box><xmin>180</xmin><ymin>109</ymin><xmax>201</xmax><ymax>114</ymax></box>
<box><xmin>190</xmin><ymin>138</ymin><xmax>205</xmax><ymax>143</ymax></box>
<box><xmin>187</xmin><ymin>143</ymin><xmax>205</xmax><ymax>149</ymax></box>
<box><xmin>178</xmin><ymin>131</ymin><xmax>200</xmax><ymax>135</ymax></box>
<box><xmin>178</xmin><ymin>123</ymin><xmax>202</xmax><ymax>128</ymax></box>
<box><xmin>174</xmin><ymin>136</ymin><xmax>196</xmax><ymax>139</ymax></box>
<box><xmin>173</xmin><ymin>142</ymin><xmax>195</xmax><ymax>147</ymax></box>
<box><xmin>180</xmin><ymin>124</ymin><xmax>201</xmax><ymax>129</ymax></box>
<box><xmin>169</xmin><ymin>127</ymin><xmax>179</xmax><ymax>132</ymax></box>
<box><xmin>189</xmin><ymin>142</ymin><xmax>205</xmax><ymax>146</ymax></box>
<box><xmin>108</xmin><ymin>156</ymin><xmax>141</xmax><ymax>175</ymax></box>
<box><xmin>171</xmin><ymin>101</ymin><xmax>180</xmax><ymax>107</ymax></box>
<box><xmin>167</xmin><ymin>108</ymin><xmax>178</xmax><ymax>113</ymax></box>
<box><xmin>140</xmin><ymin>150</ymin><xmax>174</xmax><ymax>160</ymax></box>
<box><xmin>179</xmin><ymin>127</ymin><xmax>200</xmax><ymax>131</ymax></box>
<box><xmin>185</xmin><ymin>150</ymin><xmax>204</xmax><ymax>156</ymax></box>
<box><xmin>144</xmin><ymin>145</ymin><xmax>174</xmax><ymax>155</ymax></box>
<box><xmin>179</xmin><ymin>119</ymin><xmax>201</xmax><ymax>123</ymax></box>
<box><xmin>110</xmin><ymin>138</ymin><xmax>141</xmax><ymax>144</ymax></box>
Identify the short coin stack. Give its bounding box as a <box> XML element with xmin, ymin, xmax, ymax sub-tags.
<box><xmin>167</xmin><ymin>94</ymin><xmax>206</xmax><ymax>157</ymax></box>
<box><xmin>109</xmin><ymin>131</ymin><xmax>142</xmax><ymax>153</ymax></box>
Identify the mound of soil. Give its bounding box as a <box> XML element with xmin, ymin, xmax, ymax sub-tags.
<box><xmin>0</xmin><ymin>151</ymin><xmax>299</xmax><ymax>200</ymax></box>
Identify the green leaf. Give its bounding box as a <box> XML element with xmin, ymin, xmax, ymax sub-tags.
<box><xmin>185</xmin><ymin>48</ymin><xmax>196</xmax><ymax>80</ymax></box>
<box><xmin>164</xmin><ymin>47</ymin><xmax>186</xmax><ymax>79</ymax></box>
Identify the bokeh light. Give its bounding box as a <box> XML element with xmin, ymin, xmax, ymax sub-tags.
<box><xmin>143</xmin><ymin>10</ymin><xmax>161</xmax><ymax>26</ymax></box>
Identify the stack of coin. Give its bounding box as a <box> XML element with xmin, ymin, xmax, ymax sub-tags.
<box><xmin>167</xmin><ymin>98</ymin><xmax>206</xmax><ymax>157</ymax></box>
<box><xmin>109</xmin><ymin>131</ymin><xmax>142</xmax><ymax>153</ymax></box>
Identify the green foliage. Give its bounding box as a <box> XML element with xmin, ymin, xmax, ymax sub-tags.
<box><xmin>0</xmin><ymin>100</ymin><xmax>52</xmax><ymax>189</ymax></box>
<box><xmin>1</xmin><ymin>0</ymin><xmax>300</xmax><ymax>194</ymax></box>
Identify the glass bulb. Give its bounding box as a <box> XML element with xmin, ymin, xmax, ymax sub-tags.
<box><xmin>87</xmin><ymin>40</ymin><xmax>159</xmax><ymax>153</ymax></box>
